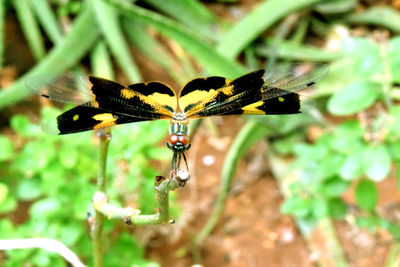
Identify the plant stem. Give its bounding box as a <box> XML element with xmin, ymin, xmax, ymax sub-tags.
<box><xmin>92</xmin><ymin>130</ymin><xmax>111</xmax><ymax>267</ymax></box>
<box><xmin>194</xmin><ymin>120</ymin><xmax>271</xmax><ymax>246</ymax></box>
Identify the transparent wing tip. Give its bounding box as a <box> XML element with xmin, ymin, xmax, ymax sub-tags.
<box><xmin>41</xmin><ymin>117</ymin><xmax>61</xmax><ymax>135</ymax></box>
<box><xmin>299</xmin><ymin>95</ymin><xmax>316</xmax><ymax>113</ymax></box>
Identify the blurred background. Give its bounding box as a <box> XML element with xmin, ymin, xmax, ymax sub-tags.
<box><xmin>1</xmin><ymin>0</ymin><xmax>400</xmax><ymax>266</ymax></box>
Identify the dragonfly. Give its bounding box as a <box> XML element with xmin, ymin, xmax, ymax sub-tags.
<box><xmin>27</xmin><ymin>63</ymin><xmax>328</xmax><ymax>183</ymax></box>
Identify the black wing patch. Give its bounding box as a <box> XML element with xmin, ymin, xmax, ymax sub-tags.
<box><xmin>179</xmin><ymin>63</ymin><xmax>327</xmax><ymax>118</ymax></box>
<box><xmin>44</xmin><ymin>106</ymin><xmax>150</xmax><ymax>135</ymax></box>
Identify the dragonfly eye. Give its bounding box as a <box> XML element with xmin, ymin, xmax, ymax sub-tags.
<box><xmin>178</xmin><ymin>135</ymin><xmax>191</xmax><ymax>146</ymax></box>
<box><xmin>168</xmin><ymin>134</ymin><xmax>179</xmax><ymax>145</ymax></box>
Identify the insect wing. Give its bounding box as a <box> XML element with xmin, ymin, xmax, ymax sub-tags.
<box><xmin>179</xmin><ymin>63</ymin><xmax>326</xmax><ymax>118</ymax></box>
<box><xmin>26</xmin><ymin>73</ymin><xmax>93</xmax><ymax>105</ymax></box>
<box><xmin>42</xmin><ymin>105</ymin><xmax>149</xmax><ymax>135</ymax></box>
<box><xmin>261</xmin><ymin>62</ymin><xmax>328</xmax><ymax>99</ymax></box>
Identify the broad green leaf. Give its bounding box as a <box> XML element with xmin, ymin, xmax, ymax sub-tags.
<box><xmin>320</xmin><ymin>177</ymin><xmax>350</xmax><ymax>197</ymax></box>
<box><xmin>16</xmin><ymin>178</ymin><xmax>42</xmax><ymax>201</ymax></box>
<box><xmin>327</xmin><ymin>81</ymin><xmax>380</xmax><ymax>116</ymax></box>
<box><xmin>0</xmin><ymin>135</ymin><xmax>14</xmax><ymax>161</ymax></box>
<box><xmin>341</xmin><ymin>38</ymin><xmax>383</xmax><ymax>77</ymax></box>
<box><xmin>355</xmin><ymin>179</ymin><xmax>377</xmax><ymax>211</ymax></box>
<box><xmin>29</xmin><ymin>198</ymin><xmax>61</xmax><ymax>218</ymax></box>
<box><xmin>328</xmin><ymin>198</ymin><xmax>347</xmax><ymax>219</ymax></box>
<box><xmin>312</xmin><ymin>199</ymin><xmax>329</xmax><ymax>218</ymax></box>
<box><xmin>363</xmin><ymin>145</ymin><xmax>391</xmax><ymax>181</ymax></box>
<box><xmin>281</xmin><ymin>195</ymin><xmax>313</xmax><ymax>217</ymax></box>
<box><xmin>60</xmin><ymin>225</ymin><xmax>83</xmax><ymax>246</ymax></box>
<box><xmin>356</xmin><ymin>216</ymin><xmax>376</xmax><ymax>231</ymax></box>
<box><xmin>0</xmin><ymin>195</ymin><xmax>17</xmax><ymax>214</ymax></box>
<box><xmin>10</xmin><ymin>114</ymin><xmax>41</xmax><ymax>137</ymax></box>
<box><xmin>339</xmin><ymin>152</ymin><xmax>364</xmax><ymax>180</ymax></box>
<box><xmin>59</xmin><ymin>146</ymin><xmax>79</xmax><ymax>168</ymax></box>
<box><xmin>145</xmin><ymin>146</ymin><xmax>171</xmax><ymax>160</ymax></box>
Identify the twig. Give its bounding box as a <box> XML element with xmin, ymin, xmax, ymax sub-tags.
<box><xmin>92</xmin><ymin>130</ymin><xmax>111</xmax><ymax>267</ymax></box>
<box><xmin>0</xmin><ymin>238</ymin><xmax>85</xmax><ymax>267</ymax></box>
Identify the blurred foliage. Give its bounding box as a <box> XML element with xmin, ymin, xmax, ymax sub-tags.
<box><xmin>0</xmin><ymin>106</ymin><xmax>170</xmax><ymax>266</ymax></box>
<box><xmin>0</xmin><ymin>0</ymin><xmax>400</xmax><ymax>266</ymax></box>
<box><xmin>278</xmin><ymin>35</ymin><xmax>400</xmax><ymax>236</ymax></box>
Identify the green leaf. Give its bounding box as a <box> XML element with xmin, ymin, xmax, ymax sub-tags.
<box><xmin>312</xmin><ymin>199</ymin><xmax>329</xmax><ymax>218</ymax></box>
<box><xmin>281</xmin><ymin>195</ymin><xmax>313</xmax><ymax>218</ymax></box>
<box><xmin>16</xmin><ymin>178</ymin><xmax>42</xmax><ymax>201</ymax></box>
<box><xmin>0</xmin><ymin>183</ymin><xmax>8</xmax><ymax>203</ymax></box>
<box><xmin>344</xmin><ymin>6</ymin><xmax>400</xmax><ymax>34</ymax></box>
<box><xmin>389</xmin><ymin>37</ymin><xmax>400</xmax><ymax>83</ymax></box>
<box><xmin>327</xmin><ymin>81</ymin><xmax>380</xmax><ymax>116</ymax></box>
<box><xmin>328</xmin><ymin>198</ymin><xmax>347</xmax><ymax>219</ymax></box>
<box><xmin>145</xmin><ymin>146</ymin><xmax>171</xmax><ymax>160</ymax></box>
<box><xmin>59</xmin><ymin>146</ymin><xmax>79</xmax><ymax>168</ymax></box>
<box><xmin>388</xmin><ymin>140</ymin><xmax>400</xmax><ymax>161</ymax></box>
<box><xmin>30</xmin><ymin>198</ymin><xmax>61</xmax><ymax>218</ymax></box>
<box><xmin>355</xmin><ymin>179</ymin><xmax>377</xmax><ymax>211</ymax></box>
<box><xmin>339</xmin><ymin>152</ymin><xmax>364</xmax><ymax>180</ymax></box>
<box><xmin>341</xmin><ymin>37</ymin><xmax>383</xmax><ymax>77</ymax></box>
<box><xmin>356</xmin><ymin>216</ymin><xmax>376</xmax><ymax>231</ymax></box>
<box><xmin>91</xmin><ymin>0</ymin><xmax>141</xmax><ymax>82</ymax></box>
<box><xmin>144</xmin><ymin>0</ymin><xmax>217</xmax><ymax>38</ymax></box>
<box><xmin>0</xmin><ymin>135</ymin><xmax>14</xmax><ymax>161</ymax></box>
<box><xmin>105</xmin><ymin>0</ymin><xmax>245</xmax><ymax>77</ymax></box>
<box><xmin>363</xmin><ymin>145</ymin><xmax>391</xmax><ymax>181</ymax></box>
<box><xmin>13</xmin><ymin>0</ymin><xmax>46</xmax><ymax>61</ymax></box>
<box><xmin>216</xmin><ymin>0</ymin><xmax>324</xmax><ymax>59</ymax></box>
<box><xmin>10</xmin><ymin>114</ymin><xmax>41</xmax><ymax>137</ymax></box>
<box><xmin>320</xmin><ymin>177</ymin><xmax>350</xmax><ymax>197</ymax></box>
<box><xmin>0</xmin><ymin>6</ymin><xmax>99</xmax><ymax>110</ymax></box>
<box><xmin>0</xmin><ymin>195</ymin><xmax>17</xmax><ymax>214</ymax></box>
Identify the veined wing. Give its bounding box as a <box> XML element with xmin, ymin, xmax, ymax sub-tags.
<box><xmin>179</xmin><ymin>63</ymin><xmax>327</xmax><ymax>118</ymax></box>
<box><xmin>26</xmin><ymin>74</ymin><xmax>178</xmax><ymax>120</ymax></box>
<box><xmin>42</xmin><ymin>105</ymin><xmax>150</xmax><ymax>135</ymax></box>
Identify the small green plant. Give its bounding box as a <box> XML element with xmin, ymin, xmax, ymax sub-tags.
<box><xmin>0</xmin><ymin>106</ymin><xmax>173</xmax><ymax>266</ymax></box>
<box><xmin>278</xmin><ymin>36</ymin><xmax>400</xmax><ymax>236</ymax></box>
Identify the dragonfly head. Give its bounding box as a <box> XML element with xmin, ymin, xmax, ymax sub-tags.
<box><xmin>168</xmin><ymin>114</ymin><xmax>191</xmax><ymax>153</ymax></box>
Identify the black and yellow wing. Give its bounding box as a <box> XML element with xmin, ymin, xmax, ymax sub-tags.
<box><xmin>27</xmin><ymin>74</ymin><xmax>177</xmax><ymax>134</ymax></box>
<box><xmin>179</xmin><ymin>63</ymin><xmax>328</xmax><ymax>118</ymax></box>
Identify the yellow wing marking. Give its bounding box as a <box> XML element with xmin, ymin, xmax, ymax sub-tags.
<box><xmin>92</xmin><ymin>113</ymin><xmax>117</xmax><ymax>129</ymax></box>
<box><xmin>241</xmin><ymin>101</ymin><xmax>266</xmax><ymax>115</ymax></box>
<box><xmin>182</xmin><ymin>84</ymin><xmax>235</xmax><ymax>116</ymax></box>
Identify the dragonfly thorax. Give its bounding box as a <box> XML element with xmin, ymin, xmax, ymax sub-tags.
<box><xmin>167</xmin><ymin>113</ymin><xmax>191</xmax><ymax>153</ymax></box>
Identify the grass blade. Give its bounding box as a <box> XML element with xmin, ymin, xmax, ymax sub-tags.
<box><xmin>90</xmin><ymin>41</ymin><xmax>115</xmax><ymax>79</ymax></box>
<box><xmin>195</xmin><ymin>120</ymin><xmax>272</xmax><ymax>246</ymax></box>
<box><xmin>144</xmin><ymin>0</ymin><xmax>218</xmax><ymax>39</ymax></box>
<box><xmin>344</xmin><ymin>6</ymin><xmax>400</xmax><ymax>33</ymax></box>
<box><xmin>12</xmin><ymin>0</ymin><xmax>46</xmax><ymax>61</ymax></box>
<box><xmin>105</xmin><ymin>0</ymin><xmax>245</xmax><ymax>77</ymax></box>
<box><xmin>122</xmin><ymin>18</ymin><xmax>189</xmax><ymax>84</ymax></box>
<box><xmin>255</xmin><ymin>39</ymin><xmax>341</xmax><ymax>62</ymax></box>
<box><xmin>216</xmin><ymin>0</ymin><xmax>324</xmax><ymax>59</ymax></box>
<box><xmin>91</xmin><ymin>0</ymin><xmax>141</xmax><ymax>82</ymax></box>
<box><xmin>29</xmin><ymin>0</ymin><xmax>63</xmax><ymax>44</ymax></box>
<box><xmin>0</xmin><ymin>6</ymin><xmax>99</xmax><ymax>110</ymax></box>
